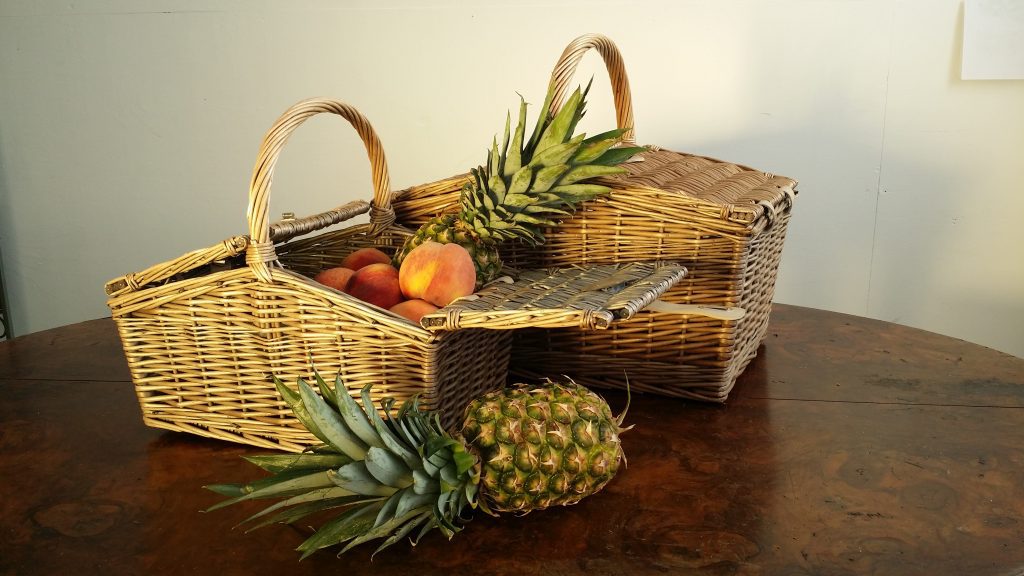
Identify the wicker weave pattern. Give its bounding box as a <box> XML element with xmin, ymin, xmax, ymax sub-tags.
<box><xmin>390</xmin><ymin>34</ymin><xmax>797</xmax><ymax>401</ymax></box>
<box><xmin>106</xmin><ymin>96</ymin><xmax>692</xmax><ymax>450</ymax></box>
<box><xmin>106</xmin><ymin>98</ymin><xmax>509</xmax><ymax>451</ymax></box>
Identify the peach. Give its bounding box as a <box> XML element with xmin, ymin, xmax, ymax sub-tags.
<box><xmin>313</xmin><ymin>267</ymin><xmax>355</xmax><ymax>292</ymax></box>
<box><xmin>341</xmin><ymin>247</ymin><xmax>392</xmax><ymax>271</ymax></box>
<box><xmin>398</xmin><ymin>241</ymin><xmax>476</xmax><ymax>307</ymax></box>
<box><xmin>389</xmin><ymin>299</ymin><xmax>439</xmax><ymax>324</ymax></box>
<box><xmin>344</xmin><ymin>263</ymin><xmax>403</xmax><ymax>310</ymax></box>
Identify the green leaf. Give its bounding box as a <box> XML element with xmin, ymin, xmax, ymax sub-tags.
<box><xmin>526</xmin><ymin>83</ymin><xmax>557</xmax><ymax>158</ymax></box>
<box><xmin>513</xmin><ymin>212</ymin><xmax>558</xmax><ymax>227</ymax></box>
<box><xmin>412</xmin><ymin>469</ymin><xmax>439</xmax><ymax>495</ymax></box>
<box><xmin>535</xmin><ymin>86</ymin><xmax>582</xmax><ymax>153</ymax></box>
<box><xmin>204</xmin><ymin>470</ymin><xmax>336</xmax><ymax>512</ymax></box>
<box><xmin>396</xmin><ymin>488</ymin><xmax>436</xmax><ymax>518</ymax></box>
<box><xmin>507</xmin><ymin>165</ymin><xmax>533</xmax><ymax>195</ymax></box>
<box><xmin>239</xmin><ymin>488</ymin><xmax>368</xmax><ymax>529</ymax></box>
<box><xmin>313</xmin><ymin>370</ymin><xmax>339</xmax><ymax>411</ymax></box>
<box><xmin>501</xmin><ymin>193</ymin><xmax>535</xmax><ymax>209</ymax></box>
<box><xmin>581</xmin><ymin>127</ymin><xmax>628</xmax><ymax>145</ymax></box>
<box><xmin>565</xmin><ymin>77</ymin><xmax>594</xmax><ymax>138</ymax></box>
<box><xmin>298</xmin><ymin>380</ymin><xmax>369</xmax><ymax>460</ymax></box>
<box><xmin>329</xmin><ymin>461</ymin><xmax>399</xmax><ymax>497</ymax></box>
<box><xmin>505</xmin><ymin>97</ymin><xmax>527</xmax><ymax>177</ymax></box>
<box><xmin>547</xmin><ymin>183</ymin><xmax>612</xmax><ymax>202</ymax></box>
<box><xmin>486</xmin><ymin>173</ymin><xmax>506</xmax><ymax>199</ymax></box>
<box><xmin>371</xmin><ymin>511</ymin><xmax>433</xmax><ymax>559</ymax></box>
<box><xmin>529</xmin><ymin>134</ymin><xmax>584</xmax><ymax>168</ymax></box>
<box><xmin>241</xmin><ymin>453</ymin><xmax>352</xmax><ymax>474</ymax></box>
<box><xmin>340</xmin><ymin>508</ymin><xmax>433</xmax><ymax>556</ymax></box>
<box><xmin>296</xmin><ymin>503</ymin><xmax>381</xmax><ymax>560</ymax></box>
<box><xmin>243</xmin><ymin>494</ymin><xmax>371</xmax><ymax>532</ymax></box>
<box><xmin>572</xmin><ymin>137</ymin><xmax>620</xmax><ymax>164</ymax></box>
<box><xmin>500</xmin><ymin>110</ymin><xmax>511</xmax><ymax>173</ymax></box>
<box><xmin>274</xmin><ymin>376</ymin><xmax>332</xmax><ymax>447</ymax></box>
<box><xmin>361</xmin><ymin>385</ymin><xmax>421</xmax><ymax>469</ymax></box>
<box><xmin>489</xmin><ymin>136</ymin><xmax>500</xmax><ymax>176</ymax></box>
<box><xmin>558</xmin><ymin>164</ymin><xmax>626</xmax><ymax>185</ymax></box>
<box><xmin>591</xmin><ymin>146</ymin><xmax>646</xmax><ymax>166</ymax></box>
<box><xmin>332</xmin><ymin>375</ymin><xmax>385</xmax><ymax>450</ymax></box>
<box><xmin>365</xmin><ymin>446</ymin><xmax>414</xmax><ymax>488</ymax></box>
<box><xmin>531</xmin><ymin>164</ymin><xmax>570</xmax><ymax>193</ymax></box>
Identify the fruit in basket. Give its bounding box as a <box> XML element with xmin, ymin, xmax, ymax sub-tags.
<box><xmin>205</xmin><ymin>370</ymin><xmax>628</xmax><ymax>559</ymax></box>
<box><xmin>389</xmin><ymin>299</ymin><xmax>439</xmax><ymax>323</ymax></box>
<box><xmin>393</xmin><ymin>81</ymin><xmax>645</xmax><ymax>285</ymax></box>
<box><xmin>313</xmin><ymin>267</ymin><xmax>355</xmax><ymax>292</ymax></box>
<box><xmin>398</xmin><ymin>241</ymin><xmax>476</xmax><ymax>307</ymax></box>
<box><xmin>342</xmin><ymin>247</ymin><xmax>392</xmax><ymax>271</ymax></box>
<box><xmin>344</xmin><ymin>263</ymin><xmax>403</xmax><ymax>310</ymax></box>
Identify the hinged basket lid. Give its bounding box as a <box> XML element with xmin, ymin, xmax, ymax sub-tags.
<box><xmin>420</xmin><ymin>262</ymin><xmax>686</xmax><ymax>332</ymax></box>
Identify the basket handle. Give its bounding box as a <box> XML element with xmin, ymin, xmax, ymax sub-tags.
<box><xmin>246</xmin><ymin>98</ymin><xmax>393</xmax><ymax>283</ymax></box>
<box><xmin>547</xmin><ymin>34</ymin><xmax>636</xmax><ymax>143</ymax></box>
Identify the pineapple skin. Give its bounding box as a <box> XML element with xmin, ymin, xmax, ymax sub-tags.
<box><xmin>460</xmin><ymin>380</ymin><xmax>624</xmax><ymax>514</ymax></box>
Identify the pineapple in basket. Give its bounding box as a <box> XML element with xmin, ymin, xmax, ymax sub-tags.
<box><xmin>205</xmin><ymin>371</ymin><xmax>628</xmax><ymax>558</ymax></box>
<box><xmin>394</xmin><ymin>80</ymin><xmax>645</xmax><ymax>285</ymax></box>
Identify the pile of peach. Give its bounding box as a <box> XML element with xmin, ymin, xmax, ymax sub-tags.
<box><xmin>312</xmin><ymin>242</ymin><xmax>475</xmax><ymax>324</ymax></box>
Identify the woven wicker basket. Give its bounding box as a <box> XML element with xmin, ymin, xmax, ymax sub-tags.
<box><xmin>105</xmin><ymin>97</ymin><xmax>686</xmax><ymax>451</ymax></box>
<box><xmin>391</xmin><ymin>34</ymin><xmax>798</xmax><ymax>402</ymax></box>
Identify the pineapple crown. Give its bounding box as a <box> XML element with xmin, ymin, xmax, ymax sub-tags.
<box><xmin>204</xmin><ymin>372</ymin><xmax>479</xmax><ymax>559</ymax></box>
<box><xmin>459</xmin><ymin>79</ymin><xmax>645</xmax><ymax>246</ymax></box>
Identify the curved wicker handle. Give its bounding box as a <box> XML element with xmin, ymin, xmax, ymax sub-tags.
<box><xmin>547</xmin><ymin>34</ymin><xmax>636</xmax><ymax>143</ymax></box>
<box><xmin>246</xmin><ymin>98</ymin><xmax>393</xmax><ymax>283</ymax></box>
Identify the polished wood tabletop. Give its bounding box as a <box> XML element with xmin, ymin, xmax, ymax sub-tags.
<box><xmin>1</xmin><ymin>304</ymin><xmax>1022</xmax><ymax>575</ymax></box>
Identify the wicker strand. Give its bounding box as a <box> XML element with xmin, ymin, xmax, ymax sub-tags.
<box><xmin>548</xmin><ymin>34</ymin><xmax>635</xmax><ymax>143</ymax></box>
<box><xmin>246</xmin><ymin>98</ymin><xmax>393</xmax><ymax>283</ymax></box>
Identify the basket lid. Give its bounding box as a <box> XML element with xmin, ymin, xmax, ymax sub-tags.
<box><xmin>608</xmin><ymin>148</ymin><xmax>798</xmax><ymax>227</ymax></box>
<box><xmin>419</xmin><ymin>262</ymin><xmax>686</xmax><ymax>332</ymax></box>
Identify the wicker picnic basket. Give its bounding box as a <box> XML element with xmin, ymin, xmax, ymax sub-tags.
<box><xmin>391</xmin><ymin>34</ymin><xmax>798</xmax><ymax>401</ymax></box>
<box><xmin>104</xmin><ymin>97</ymin><xmax>687</xmax><ymax>452</ymax></box>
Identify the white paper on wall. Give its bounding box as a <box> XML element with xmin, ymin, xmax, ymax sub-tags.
<box><xmin>962</xmin><ymin>0</ymin><xmax>1024</xmax><ymax>80</ymax></box>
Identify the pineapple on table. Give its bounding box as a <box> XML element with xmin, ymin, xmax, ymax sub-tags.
<box><xmin>394</xmin><ymin>80</ymin><xmax>645</xmax><ymax>285</ymax></box>
<box><xmin>205</xmin><ymin>371</ymin><xmax>628</xmax><ymax>558</ymax></box>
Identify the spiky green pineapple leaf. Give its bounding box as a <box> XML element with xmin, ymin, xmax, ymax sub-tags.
<box><xmin>535</xmin><ymin>86</ymin><xmax>583</xmax><ymax>154</ymax></box>
<box><xmin>559</xmin><ymin>164</ymin><xmax>627</xmax><ymax>185</ymax></box>
<box><xmin>243</xmin><ymin>494</ymin><xmax>371</xmax><ymax>533</ymax></box>
<box><xmin>296</xmin><ymin>503</ymin><xmax>382</xmax><ymax>560</ymax></box>
<box><xmin>504</xmin><ymin>97</ymin><xmax>527</xmax><ymax>177</ymax></box>
<box><xmin>591</xmin><ymin>146</ymin><xmax>647</xmax><ymax>166</ymax></box>
<box><xmin>329</xmin><ymin>461</ymin><xmax>398</xmax><ymax>497</ymax></box>
<box><xmin>203</xmin><ymin>470</ymin><xmax>336</xmax><ymax>512</ymax></box>
<box><xmin>242</xmin><ymin>453</ymin><xmax>352</xmax><ymax>474</ymax></box>
<box><xmin>273</xmin><ymin>376</ymin><xmax>333</xmax><ymax>448</ymax></box>
<box><xmin>331</xmin><ymin>376</ymin><xmax>386</xmax><ymax>451</ymax></box>
<box><xmin>240</xmin><ymin>489</ymin><xmax>372</xmax><ymax>530</ymax></box>
<box><xmin>298</xmin><ymin>380</ymin><xmax>368</xmax><ymax>461</ymax></box>
<box><xmin>525</xmin><ymin>82</ymin><xmax>557</xmax><ymax>158</ymax></box>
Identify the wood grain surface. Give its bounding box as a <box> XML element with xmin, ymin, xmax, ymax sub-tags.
<box><xmin>1</xmin><ymin>304</ymin><xmax>1021</xmax><ymax>575</ymax></box>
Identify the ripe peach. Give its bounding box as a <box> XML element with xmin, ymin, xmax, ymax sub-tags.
<box><xmin>341</xmin><ymin>247</ymin><xmax>392</xmax><ymax>271</ymax></box>
<box><xmin>344</xmin><ymin>263</ymin><xmax>403</xmax><ymax>310</ymax></box>
<box><xmin>389</xmin><ymin>299</ymin><xmax>439</xmax><ymax>324</ymax></box>
<box><xmin>398</xmin><ymin>241</ymin><xmax>475</xmax><ymax>307</ymax></box>
<box><xmin>313</xmin><ymin>267</ymin><xmax>355</xmax><ymax>292</ymax></box>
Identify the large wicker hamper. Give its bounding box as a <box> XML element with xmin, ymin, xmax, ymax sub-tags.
<box><xmin>104</xmin><ymin>98</ymin><xmax>686</xmax><ymax>452</ymax></box>
<box><xmin>391</xmin><ymin>34</ymin><xmax>798</xmax><ymax>401</ymax></box>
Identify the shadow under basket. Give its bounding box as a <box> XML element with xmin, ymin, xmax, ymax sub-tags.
<box><xmin>390</xmin><ymin>34</ymin><xmax>798</xmax><ymax>401</ymax></box>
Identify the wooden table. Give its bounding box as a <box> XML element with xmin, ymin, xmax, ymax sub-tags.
<box><xmin>1</xmin><ymin>304</ymin><xmax>1021</xmax><ymax>575</ymax></box>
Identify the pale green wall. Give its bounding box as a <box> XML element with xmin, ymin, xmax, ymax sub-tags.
<box><xmin>1</xmin><ymin>0</ymin><xmax>1022</xmax><ymax>357</ymax></box>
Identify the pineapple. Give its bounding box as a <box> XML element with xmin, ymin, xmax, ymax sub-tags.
<box><xmin>205</xmin><ymin>371</ymin><xmax>627</xmax><ymax>558</ymax></box>
<box><xmin>394</xmin><ymin>81</ymin><xmax>645</xmax><ymax>285</ymax></box>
